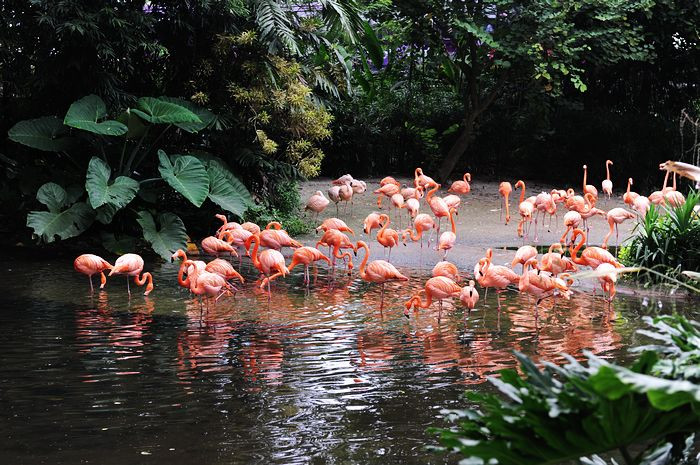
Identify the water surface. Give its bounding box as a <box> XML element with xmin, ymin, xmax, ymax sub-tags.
<box><xmin>0</xmin><ymin>258</ymin><xmax>692</xmax><ymax>464</ymax></box>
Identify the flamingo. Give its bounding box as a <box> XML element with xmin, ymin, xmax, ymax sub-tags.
<box><xmin>426</xmin><ymin>182</ymin><xmax>450</xmax><ymax>233</ymax></box>
<box><xmin>241</xmin><ymin>222</ymin><xmax>261</xmax><ymax>235</ymax></box>
<box><xmin>475</xmin><ymin>248</ymin><xmax>520</xmax><ymax>309</ymax></box>
<box><xmin>316</xmin><ymin>218</ymin><xmax>355</xmax><ymax>236</ymax></box>
<box><xmin>380</xmin><ymin>176</ymin><xmax>400</xmax><ymax>187</ymax></box>
<box><xmin>649</xmin><ymin>170</ymin><xmax>670</xmax><ymax>205</ymax></box>
<box><xmin>437</xmin><ymin>207</ymin><xmax>457</xmax><ymax>258</ymax></box>
<box><xmin>518</xmin><ymin>259</ymin><xmax>571</xmax><ymax>314</ymax></box>
<box><xmin>443</xmin><ymin>194</ymin><xmax>461</xmax><ymax>212</ymax></box>
<box><xmin>432</xmin><ymin>261</ymin><xmax>461</xmax><ymax>282</ymax></box>
<box><xmin>414</xmin><ymin>168</ymin><xmax>436</xmax><ymax>188</ymax></box>
<box><xmin>390</xmin><ymin>193</ymin><xmax>406</xmax><ymax>227</ymax></box>
<box><xmin>595</xmin><ymin>263</ymin><xmax>618</xmax><ymax>303</ymax></box>
<box><xmin>201</xmin><ymin>236</ymin><xmax>239</xmax><ymax>259</ymax></box>
<box><xmin>659</xmin><ymin>160</ymin><xmax>700</xmax><ymax>185</ymax></box>
<box><xmin>539</xmin><ymin>243</ymin><xmax>577</xmax><ymax>276</ymax></box>
<box><xmin>259</xmin><ymin>222</ymin><xmax>302</xmax><ymax>251</ymax></box>
<box><xmin>602</xmin><ymin>208</ymin><xmax>636</xmax><ymax>249</ymax></box>
<box><xmin>356</xmin><ymin>240</ymin><xmax>408</xmax><ymax>308</ymax></box>
<box><xmin>664</xmin><ymin>173</ymin><xmax>686</xmax><ymax>207</ymax></box>
<box><xmin>511</xmin><ymin>245</ymin><xmax>537</xmax><ymax>273</ymax></box>
<box><xmin>582</xmin><ymin>164</ymin><xmax>598</xmax><ymax>199</ymax></box>
<box><xmin>633</xmin><ymin>195</ymin><xmax>651</xmax><ymax>216</ymax></box>
<box><xmin>623</xmin><ymin>178</ymin><xmax>639</xmax><ymax>206</ymax></box>
<box><xmin>220</xmin><ymin>228</ymin><xmax>253</xmax><ymax>266</ymax></box>
<box><xmin>402</xmin><ymin>213</ymin><xmax>436</xmax><ymax>248</ymax></box>
<box><xmin>533</xmin><ymin>191</ymin><xmax>556</xmax><ymax>242</ymax></box>
<box><xmin>448</xmin><ymin>173</ymin><xmax>471</xmax><ymax>195</ymax></box>
<box><xmin>351</xmin><ymin>179</ymin><xmax>367</xmax><ymax>194</ymax></box>
<box><xmin>601</xmin><ymin>160</ymin><xmax>613</xmax><ymax>200</ymax></box>
<box><xmin>339</xmin><ymin>182</ymin><xmax>354</xmax><ymax>214</ymax></box>
<box><xmin>305</xmin><ymin>191</ymin><xmax>329</xmax><ymax>219</ymax></box>
<box><xmin>74</xmin><ymin>254</ymin><xmax>113</xmax><ymax>292</ymax></box>
<box><xmin>514</xmin><ymin>180</ymin><xmax>534</xmax><ymax>239</ymax></box>
<box><xmin>171</xmin><ymin>249</ymin><xmax>206</xmax><ymax>290</ymax></box>
<box><xmin>181</xmin><ymin>259</ymin><xmax>233</xmax><ymax>307</ymax></box>
<box><xmin>332</xmin><ymin>174</ymin><xmax>354</xmax><ymax>185</ymax></box>
<box><xmin>459</xmin><ymin>280</ymin><xmax>480</xmax><ymax>311</ymax></box>
<box><xmin>376</xmin><ymin>214</ymin><xmax>401</xmax><ymax>261</ymax></box>
<box><xmin>570</xmin><ymin>229</ymin><xmax>622</xmax><ymax>269</ymax></box>
<box><xmin>499</xmin><ymin>181</ymin><xmax>512</xmax><ymax>224</ymax></box>
<box><xmin>205</xmin><ymin>258</ymin><xmax>245</xmax><ymax>284</ymax></box>
<box><xmin>401</xmin><ymin>185</ymin><xmax>423</xmax><ymax>201</ymax></box>
<box><xmin>215</xmin><ymin>213</ymin><xmax>241</xmax><ymax>237</ymax></box>
<box><xmin>404</xmin><ymin>276</ymin><xmax>462</xmax><ymax>319</ymax></box>
<box><xmin>405</xmin><ymin>198</ymin><xmax>420</xmax><ymax>219</ymax></box>
<box><xmin>245</xmin><ymin>234</ymin><xmax>289</xmax><ymax>295</ymax></box>
<box><xmin>316</xmin><ymin>229</ymin><xmax>357</xmax><ymax>267</ymax></box>
<box><xmin>560</xmin><ymin>210</ymin><xmax>582</xmax><ymax>245</ymax></box>
<box><xmin>109</xmin><ymin>253</ymin><xmax>154</xmax><ymax>296</ymax></box>
<box><xmin>363</xmin><ymin>212</ymin><xmax>383</xmax><ymax>238</ymax></box>
<box><xmin>328</xmin><ymin>185</ymin><xmax>342</xmax><ymax>215</ymax></box>
<box><xmin>287</xmin><ymin>246</ymin><xmax>332</xmax><ymax>285</ymax></box>
<box><xmin>374</xmin><ymin>183</ymin><xmax>400</xmax><ymax>209</ymax></box>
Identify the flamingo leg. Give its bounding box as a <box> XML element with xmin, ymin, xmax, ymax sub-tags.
<box><xmin>127</xmin><ymin>276</ymin><xmax>131</xmax><ymax>296</ymax></box>
<box><xmin>88</xmin><ymin>275</ymin><xmax>94</xmax><ymax>293</ymax></box>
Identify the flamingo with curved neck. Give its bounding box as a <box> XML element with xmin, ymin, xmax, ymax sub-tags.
<box><xmin>570</xmin><ymin>229</ymin><xmax>622</xmax><ymax>269</ymax></box>
<box><xmin>376</xmin><ymin>214</ymin><xmax>401</xmax><ymax>261</ymax></box>
<box><xmin>356</xmin><ymin>240</ymin><xmax>408</xmax><ymax>308</ymax></box>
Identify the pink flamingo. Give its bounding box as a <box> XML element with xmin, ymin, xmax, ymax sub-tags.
<box><xmin>305</xmin><ymin>191</ymin><xmax>330</xmax><ymax>219</ymax></box>
<box><xmin>201</xmin><ymin>236</ymin><xmax>239</xmax><ymax>259</ymax></box>
<box><xmin>316</xmin><ymin>217</ymin><xmax>355</xmax><ymax>236</ymax></box>
<box><xmin>74</xmin><ymin>254</ymin><xmax>113</xmax><ymax>292</ymax></box>
<box><xmin>245</xmin><ymin>234</ymin><xmax>289</xmax><ymax>295</ymax></box>
<box><xmin>356</xmin><ymin>240</ymin><xmax>408</xmax><ymax>308</ymax></box>
<box><xmin>515</xmin><ymin>180</ymin><xmax>534</xmax><ymax>239</ymax></box>
<box><xmin>601</xmin><ymin>160</ymin><xmax>613</xmax><ymax>200</ymax></box>
<box><xmin>402</xmin><ymin>213</ymin><xmax>436</xmax><ymax>248</ymax></box>
<box><xmin>376</xmin><ymin>214</ymin><xmax>401</xmax><ymax>261</ymax></box>
<box><xmin>437</xmin><ymin>207</ymin><xmax>457</xmax><ymax>258</ymax></box>
<box><xmin>511</xmin><ymin>245</ymin><xmax>537</xmax><ymax>273</ymax></box>
<box><xmin>560</xmin><ymin>210</ymin><xmax>582</xmax><ymax>244</ymax></box>
<box><xmin>363</xmin><ymin>212</ymin><xmax>383</xmax><ymax>238</ymax></box>
<box><xmin>582</xmin><ymin>164</ymin><xmax>598</xmax><ymax>200</ymax></box>
<box><xmin>448</xmin><ymin>173</ymin><xmax>471</xmax><ymax>195</ymax></box>
<box><xmin>623</xmin><ymin>178</ymin><xmax>639</xmax><ymax>206</ymax></box>
<box><xmin>432</xmin><ymin>261</ymin><xmax>461</xmax><ymax>282</ymax></box>
<box><xmin>499</xmin><ymin>182</ymin><xmax>513</xmax><ymax>225</ymax></box>
<box><xmin>287</xmin><ymin>246</ymin><xmax>332</xmax><ymax>286</ymax></box>
<box><xmin>426</xmin><ymin>182</ymin><xmax>450</xmax><ymax>234</ymax></box>
<box><xmin>475</xmin><ymin>248</ymin><xmax>520</xmax><ymax>309</ymax></box>
<box><xmin>404</xmin><ymin>276</ymin><xmax>462</xmax><ymax>319</ymax></box>
<box><xmin>602</xmin><ymin>208</ymin><xmax>636</xmax><ymax>249</ymax></box>
<box><xmin>109</xmin><ymin>253</ymin><xmax>153</xmax><ymax>296</ymax></box>
<box><xmin>459</xmin><ymin>280</ymin><xmax>480</xmax><ymax>311</ymax></box>
<box><xmin>570</xmin><ymin>229</ymin><xmax>622</xmax><ymax>269</ymax></box>
<box><xmin>414</xmin><ymin>168</ymin><xmax>436</xmax><ymax>188</ymax></box>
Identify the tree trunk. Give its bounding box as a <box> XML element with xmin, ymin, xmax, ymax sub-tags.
<box><xmin>438</xmin><ymin>114</ymin><xmax>476</xmax><ymax>182</ymax></box>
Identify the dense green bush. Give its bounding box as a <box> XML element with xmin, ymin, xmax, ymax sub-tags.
<box><xmin>243</xmin><ymin>181</ymin><xmax>313</xmax><ymax>236</ymax></box>
<box><xmin>621</xmin><ymin>191</ymin><xmax>700</xmax><ymax>284</ymax></box>
<box><xmin>431</xmin><ymin>314</ymin><xmax>700</xmax><ymax>465</ymax></box>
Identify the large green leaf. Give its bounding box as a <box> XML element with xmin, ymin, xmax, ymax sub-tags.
<box><xmin>100</xmin><ymin>232</ymin><xmax>137</xmax><ymax>256</ymax></box>
<box><xmin>158</xmin><ymin>97</ymin><xmax>216</xmax><ymax>133</ymax></box>
<box><xmin>116</xmin><ymin>110</ymin><xmax>148</xmax><ymax>139</ymax></box>
<box><xmin>27</xmin><ymin>203</ymin><xmax>94</xmax><ymax>243</ymax></box>
<box><xmin>63</xmin><ymin>95</ymin><xmax>127</xmax><ymax>136</ymax></box>
<box><xmin>85</xmin><ymin>157</ymin><xmax>139</xmax><ymax>210</ymax></box>
<box><xmin>131</xmin><ymin>97</ymin><xmax>201</xmax><ymax>125</ymax></box>
<box><xmin>206</xmin><ymin>160</ymin><xmax>252</xmax><ymax>217</ymax></box>
<box><xmin>158</xmin><ymin>150</ymin><xmax>209</xmax><ymax>207</ymax></box>
<box><xmin>136</xmin><ymin>210</ymin><xmax>187</xmax><ymax>260</ymax></box>
<box><xmin>361</xmin><ymin>21</ymin><xmax>384</xmax><ymax>70</ymax></box>
<box><xmin>8</xmin><ymin>116</ymin><xmax>73</xmax><ymax>152</ymax></box>
<box><xmin>36</xmin><ymin>182</ymin><xmax>70</xmax><ymax>212</ymax></box>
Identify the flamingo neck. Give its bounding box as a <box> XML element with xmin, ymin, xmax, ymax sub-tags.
<box><xmin>358</xmin><ymin>243</ymin><xmax>370</xmax><ymax>279</ymax></box>
<box><xmin>673</xmin><ymin>173</ymin><xmax>677</xmax><ymax>190</ymax></box>
<box><xmin>606</xmin><ymin>161</ymin><xmax>611</xmax><ymax>180</ymax></box>
<box><xmin>177</xmin><ymin>260</ymin><xmax>190</xmax><ymax>287</ymax></box>
<box><xmin>518</xmin><ymin>182</ymin><xmax>526</xmax><ymax>203</ymax></box>
<box><xmin>626</xmin><ymin>178</ymin><xmax>632</xmax><ymax>195</ymax></box>
<box><xmin>410</xmin><ymin>290</ymin><xmax>431</xmax><ymax>309</ymax></box>
<box><xmin>135</xmin><ymin>272</ymin><xmax>153</xmax><ymax>294</ymax></box>
<box><xmin>662</xmin><ymin>170</ymin><xmax>669</xmax><ymax>190</ymax></box>
<box><xmin>571</xmin><ymin>233</ymin><xmax>586</xmax><ymax>264</ymax></box>
<box><xmin>463</xmin><ymin>173</ymin><xmax>468</xmax><ymax>183</ymax></box>
<box><xmin>377</xmin><ymin>217</ymin><xmax>390</xmax><ymax>239</ymax></box>
<box><xmin>249</xmin><ymin>237</ymin><xmax>261</xmax><ymax>269</ymax></box>
<box><xmin>427</xmin><ymin>183</ymin><xmax>438</xmax><ymax>201</ymax></box>
<box><xmin>583</xmin><ymin>166</ymin><xmax>587</xmax><ymax>192</ymax></box>
<box><xmin>449</xmin><ymin>210</ymin><xmax>456</xmax><ymax>234</ymax></box>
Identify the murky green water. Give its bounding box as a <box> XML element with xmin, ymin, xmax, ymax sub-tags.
<box><xmin>0</xmin><ymin>257</ymin><xmax>693</xmax><ymax>464</ymax></box>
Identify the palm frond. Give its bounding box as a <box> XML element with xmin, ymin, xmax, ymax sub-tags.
<box><xmin>254</xmin><ymin>0</ymin><xmax>300</xmax><ymax>55</ymax></box>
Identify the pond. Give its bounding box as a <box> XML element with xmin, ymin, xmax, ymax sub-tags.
<box><xmin>0</xmin><ymin>255</ymin><xmax>693</xmax><ymax>465</ymax></box>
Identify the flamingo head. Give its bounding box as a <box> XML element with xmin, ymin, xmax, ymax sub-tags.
<box><xmin>215</xmin><ymin>214</ymin><xmax>227</xmax><ymax>222</ymax></box>
<box><xmin>171</xmin><ymin>249</ymin><xmax>187</xmax><ymax>262</ymax></box>
<box><xmin>515</xmin><ymin>180</ymin><xmax>525</xmax><ymax>190</ymax></box>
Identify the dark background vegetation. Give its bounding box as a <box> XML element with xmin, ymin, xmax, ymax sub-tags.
<box><xmin>1</xmin><ymin>0</ymin><xmax>699</xmax><ymax>249</ymax></box>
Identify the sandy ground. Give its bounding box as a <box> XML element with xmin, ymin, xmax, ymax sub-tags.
<box><xmin>297</xmin><ymin>178</ymin><xmax>635</xmax><ymax>273</ymax></box>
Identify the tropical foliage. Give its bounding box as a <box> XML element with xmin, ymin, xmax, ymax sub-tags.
<box><xmin>620</xmin><ymin>191</ymin><xmax>700</xmax><ymax>285</ymax></box>
<box><xmin>431</xmin><ymin>314</ymin><xmax>700</xmax><ymax>465</ymax></box>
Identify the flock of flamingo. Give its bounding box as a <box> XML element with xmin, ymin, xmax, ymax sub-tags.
<box><xmin>73</xmin><ymin>160</ymin><xmax>700</xmax><ymax>321</ymax></box>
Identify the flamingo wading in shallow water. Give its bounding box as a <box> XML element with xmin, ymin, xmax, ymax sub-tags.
<box><xmin>109</xmin><ymin>253</ymin><xmax>154</xmax><ymax>296</ymax></box>
<box><xmin>356</xmin><ymin>240</ymin><xmax>408</xmax><ymax>308</ymax></box>
<box><xmin>404</xmin><ymin>276</ymin><xmax>462</xmax><ymax>320</ymax></box>
<box><xmin>74</xmin><ymin>254</ymin><xmax>113</xmax><ymax>292</ymax></box>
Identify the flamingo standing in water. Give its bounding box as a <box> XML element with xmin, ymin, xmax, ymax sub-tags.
<box><xmin>448</xmin><ymin>173</ymin><xmax>471</xmax><ymax>195</ymax></box>
<box><xmin>181</xmin><ymin>259</ymin><xmax>233</xmax><ymax>307</ymax></box>
<box><xmin>595</xmin><ymin>263</ymin><xmax>618</xmax><ymax>303</ymax></box>
<box><xmin>539</xmin><ymin>243</ymin><xmax>577</xmax><ymax>277</ymax></box>
<box><xmin>518</xmin><ymin>259</ymin><xmax>571</xmax><ymax>315</ymax></box>
<box><xmin>459</xmin><ymin>280</ymin><xmax>479</xmax><ymax>311</ymax></box>
<box><xmin>514</xmin><ymin>180</ymin><xmax>534</xmax><ymax>239</ymax></box>
<box><xmin>474</xmin><ymin>248</ymin><xmax>520</xmax><ymax>309</ymax></box>
<box><xmin>316</xmin><ymin>229</ymin><xmax>356</xmax><ymax>268</ymax></box>
<box><xmin>205</xmin><ymin>259</ymin><xmax>245</xmax><ymax>285</ymax></box>
<box><xmin>220</xmin><ymin>228</ymin><xmax>253</xmax><ymax>266</ymax></box>
<box><xmin>356</xmin><ymin>240</ymin><xmax>408</xmax><ymax>308</ymax></box>
<box><xmin>287</xmin><ymin>246</ymin><xmax>332</xmax><ymax>286</ymax></box>
<box><xmin>376</xmin><ymin>214</ymin><xmax>402</xmax><ymax>261</ymax></box>
<box><xmin>437</xmin><ymin>207</ymin><xmax>457</xmax><ymax>258</ymax></box>
<box><xmin>109</xmin><ymin>253</ymin><xmax>154</xmax><ymax>296</ymax></box>
<box><xmin>305</xmin><ymin>191</ymin><xmax>330</xmax><ymax>219</ymax></box>
<box><xmin>328</xmin><ymin>185</ymin><xmax>342</xmax><ymax>215</ymax></box>
<box><xmin>601</xmin><ymin>160</ymin><xmax>613</xmax><ymax>201</ymax></box>
<box><xmin>403</xmin><ymin>213</ymin><xmax>436</xmax><ymax>248</ymax></box>
<box><xmin>259</xmin><ymin>222</ymin><xmax>302</xmax><ymax>251</ymax></box>
<box><xmin>201</xmin><ymin>236</ymin><xmax>239</xmax><ymax>259</ymax></box>
<box><xmin>245</xmin><ymin>234</ymin><xmax>289</xmax><ymax>295</ymax></box>
<box><xmin>74</xmin><ymin>254</ymin><xmax>113</xmax><ymax>292</ymax></box>
<box><xmin>171</xmin><ymin>249</ymin><xmax>206</xmax><ymax>290</ymax></box>
<box><xmin>602</xmin><ymin>208</ymin><xmax>636</xmax><ymax>249</ymax></box>
<box><xmin>404</xmin><ymin>276</ymin><xmax>462</xmax><ymax>319</ymax></box>
<box><xmin>499</xmin><ymin>181</ymin><xmax>512</xmax><ymax>224</ymax></box>
<box><xmin>432</xmin><ymin>261</ymin><xmax>461</xmax><ymax>282</ymax></box>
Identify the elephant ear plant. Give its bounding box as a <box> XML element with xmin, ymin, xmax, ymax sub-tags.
<box><xmin>430</xmin><ymin>315</ymin><xmax>700</xmax><ymax>465</ymax></box>
<box><xmin>9</xmin><ymin>94</ymin><xmax>253</xmax><ymax>259</ymax></box>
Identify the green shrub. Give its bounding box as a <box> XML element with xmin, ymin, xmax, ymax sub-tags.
<box><xmin>243</xmin><ymin>181</ymin><xmax>312</xmax><ymax>236</ymax></box>
<box><xmin>621</xmin><ymin>191</ymin><xmax>700</xmax><ymax>284</ymax></box>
